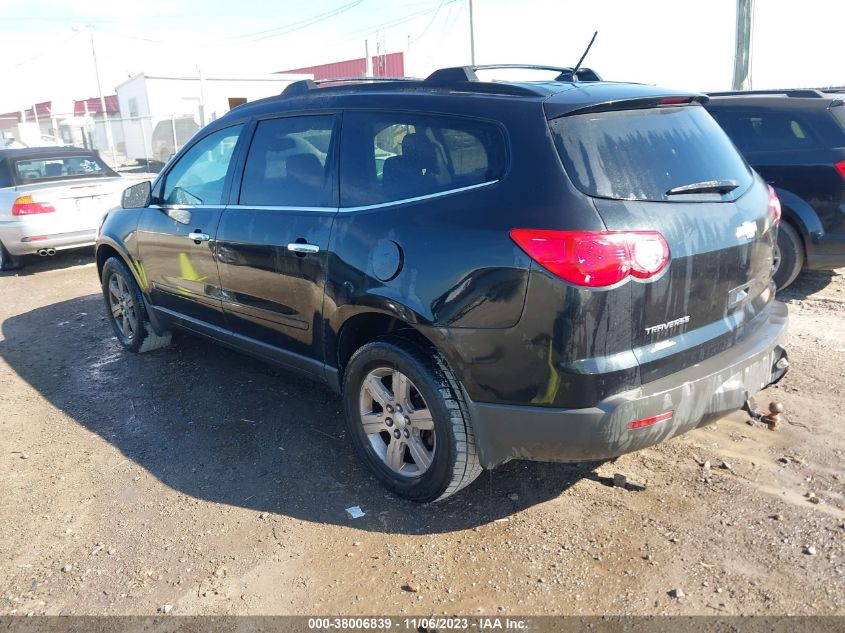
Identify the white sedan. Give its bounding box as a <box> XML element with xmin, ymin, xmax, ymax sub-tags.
<box><xmin>0</xmin><ymin>147</ymin><xmax>127</xmax><ymax>270</ymax></box>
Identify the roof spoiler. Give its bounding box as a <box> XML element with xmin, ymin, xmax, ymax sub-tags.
<box><xmin>708</xmin><ymin>89</ymin><xmax>827</xmax><ymax>98</ymax></box>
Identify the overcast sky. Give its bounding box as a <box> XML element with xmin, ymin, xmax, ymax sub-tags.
<box><xmin>1</xmin><ymin>0</ymin><xmax>843</xmax><ymax>114</ymax></box>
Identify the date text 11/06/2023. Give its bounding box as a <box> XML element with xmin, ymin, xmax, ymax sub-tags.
<box><xmin>307</xmin><ymin>617</ymin><xmax>530</xmax><ymax>630</ymax></box>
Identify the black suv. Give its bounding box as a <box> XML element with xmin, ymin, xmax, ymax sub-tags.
<box><xmin>705</xmin><ymin>89</ymin><xmax>845</xmax><ymax>289</ymax></box>
<box><xmin>96</xmin><ymin>66</ymin><xmax>789</xmax><ymax>502</ymax></box>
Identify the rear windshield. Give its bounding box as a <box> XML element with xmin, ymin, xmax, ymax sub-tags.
<box><xmin>549</xmin><ymin>105</ymin><xmax>753</xmax><ymax>202</ymax></box>
<box><xmin>12</xmin><ymin>154</ymin><xmax>117</xmax><ymax>184</ymax></box>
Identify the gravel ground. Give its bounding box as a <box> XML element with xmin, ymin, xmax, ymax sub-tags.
<box><xmin>1</xmin><ymin>251</ymin><xmax>843</xmax><ymax>617</ymax></box>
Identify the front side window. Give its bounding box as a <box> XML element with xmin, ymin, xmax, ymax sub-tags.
<box><xmin>162</xmin><ymin>124</ymin><xmax>243</xmax><ymax>206</ymax></box>
<box><xmin>340</xmin><ymin>112</ymin><xmax>507</xmax><ymax>207</ymax></box>
<box><xmin>239</xmin><ymin>116</ymin><xmax>334</xmax><ymax>207</ymax></box>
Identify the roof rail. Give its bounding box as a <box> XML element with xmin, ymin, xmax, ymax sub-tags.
<box><xmin>278</xmin><ymin>64</ymin><xmax>604</xmax><ymax>100</ymax></box>
<box><xmin>425</xmin><ymin>64</ymin><xmax>602</xmax><ymax>84</ymax></box>
<box><xmin>281</xmin><ymin>76</ymin><xmax>420</xmax><ymax>97</ymax></box>
<box><xmin>708</xmin><ymin>89</ymin><xmax>827</xmax><ymax>98</ymax></box>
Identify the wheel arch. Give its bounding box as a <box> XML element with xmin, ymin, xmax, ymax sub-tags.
<box><xmin>332</xmin><ymin>309</ymin><xmax>438</xmax><ymax>388</ymax></box>
<box><xmin>96</xmin><ymin>239</ymin><xmax>168</xmax><ymax>336</ymax></box>
<box><xmin>774</xmin><ymin>187</ymin><xmax>825</xmax><ymax>252</ymax></box>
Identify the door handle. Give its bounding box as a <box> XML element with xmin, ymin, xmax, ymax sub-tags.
<box><xmin>188</xmin><ymin>231</ymin><xmax>210</xmax><ymax>242</ymax></box>
<box><xmin>287</xmin><ymin>243</ymin><xmax>320</xmax><ymax>254</ymax></box>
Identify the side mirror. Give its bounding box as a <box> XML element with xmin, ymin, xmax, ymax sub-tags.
<box><xmin>122</xmin><ymin>181</ymin><xmax>152</xmax><ymax>209</ymax></box>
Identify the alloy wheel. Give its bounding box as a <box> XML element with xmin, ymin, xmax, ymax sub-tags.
<box><xmin>358</xmin><ymin>367</ymin><xmax>436</xmax><ymax>478</ymax></box>
<box><xmin>108</xmin><ymin>273</ymin><xmax>139</xmax><ymax>341</ymax></box>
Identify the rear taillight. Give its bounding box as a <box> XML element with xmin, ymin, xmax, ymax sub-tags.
<box><xmin>767</xmin><ymin>185</ymin><xmax>781</xmax><ymax>225</ymax></box>
<box><xmin>12</xmin><ymin>195</ymin><xmax>56</xmax><ymax>216</ymax></box>
<box><xmin>835</xmin><ymin>160</ymin><xmax>845</xmax><ymax>180</ymax></box>
<box><xmin>509</xmin><ymin>229</ymin><xmax>670</xmax><ymax>288</ymax></box>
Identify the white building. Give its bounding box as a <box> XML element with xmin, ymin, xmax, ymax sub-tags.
<box><xmin>115</xmin><ymin>72</ymin><xmax>310</xmax><ymax>163</ymax></box>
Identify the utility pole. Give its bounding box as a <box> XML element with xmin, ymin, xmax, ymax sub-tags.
<box><xmin>468</xmin><ymin>0</ymin><xmax>476</xmax><ymax>65</ymax></box>
<box><xmin>365</xmin><ymin>39</ymin><xmax>372</xmax><ymax>77</ymax></box>
<box><xmin>731</xmin><ymin>0</ymin><xmax>754</xmax><ymax>90</ymax></box>
<box><xmin>87</xmin><ymin>25</ymin><xmax>117</xmax><ymax>165</ymax></box>
<box><xmin>197</xmin><ymin>65</ymin><xmax>207</xmax><ymax>126</ymax></box>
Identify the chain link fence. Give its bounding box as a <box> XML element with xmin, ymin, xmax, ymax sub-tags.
<box><xmin>2</xmin><ymin>113</ymin><xmax>201</xmax><ymax>176</ymax></box>
<box><xmin>84</xmin><ymin>114</ymin><xmax>201</xmax><ymax>174</ymax></box>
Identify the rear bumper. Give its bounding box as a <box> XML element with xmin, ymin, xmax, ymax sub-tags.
<box><xmin>806</xmin><ymin>232</ymin><xmax>845</xmax><ymax>270</ymax></box>
<box><xmin>0</xmin><ymin>222</ymin><xmax>96</xmax><ymax>255</ymax></box>
<box><xmin>468</xmin><ymin>300</ymin><xmax>789</xmax><ymax>468</ymax></box>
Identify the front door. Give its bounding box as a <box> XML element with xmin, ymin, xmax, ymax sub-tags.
<box><xmin>137</xmin><ymin>124</ymin><xmax>244</xmax><ymax>327</ymax></box>
<box><xmin>215</xmin><ymin>115</ymin><xmax>338</xmax><ymax>370</ymax></box>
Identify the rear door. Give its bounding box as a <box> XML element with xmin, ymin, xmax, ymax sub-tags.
<box><xmin>215</xmin><ymin>114</ymin><xmax>338</xmax><ymax>370</ymax></box>
<box><xmin>548</xmin><ymin>103</ymin><xmax>777</xmax><ymax>382</ymax></box>
<box><xmin>137</xmin><ymin>124</ymin><xmax>244</xmax><ymax>327</ymax></box>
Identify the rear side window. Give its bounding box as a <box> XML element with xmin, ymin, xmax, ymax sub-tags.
<box><xmin>712</xmin><ymin>109</ymin><xmax>822</xmax><ymax>152</ymax></box>
<box><xmin>11</xmin><ymin>154</ymin><xmax>116</xmax><ymax>184</ymax></box>
<box><xmin>549</xmin><ymin>106</ymin><xmax>752</xmax><ymax>202</ymax></box>
<box><xmin>831</xmin><ymin>105</ymin><xmax>845</xmax><ymax>133</ymax></box>
<box><xmin>340</xmin><ymin>112</ymin><xmax>506</xmax><ymax>207</ymax></box>
<box><xmin>239</xmin><ymin>115</ymin><xmax>335</xmax><ymax>208</ymax></box>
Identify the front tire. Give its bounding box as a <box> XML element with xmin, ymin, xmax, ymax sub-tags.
<box><xmin>342</xmin><ymin>336</ymin><xmax>482</xmax><ymax>503</ymax></box>
<box><xmin>101</xmin><ymin>256</ymin><xmax>171</xmax><ymax>353</ymax></box>
<box><xmin>772</xmin><ymin>221</ymin><xmax>804</xmax><ymax>291</ymax></box>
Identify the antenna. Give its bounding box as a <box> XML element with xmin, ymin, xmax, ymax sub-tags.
<box><xmin>571</xmin><ymin>31</ymin><xmax>598</xmax><ymax>80</ymax></box>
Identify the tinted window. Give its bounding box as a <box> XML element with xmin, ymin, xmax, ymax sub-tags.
<box><xmin>549</xmin><ymin>106</ymin><xmax>752</xmax><ymax>202</ymax></box>
<box><xmin>340</xmin><ymin>112</ymin><xmax>506</xmax><ymax>207</ymax></box>
<box><xmin>712</xmin><ymin>110</ymin><xmax>822</xmax><ymax>152</ymax></box>
<box><xmin>12</xmin><ymin>154</ymin><xmax>116</xmax><ymax>184</ymax></box>
<box><xmin>162</xmin><ymin>125</ymin><xmax>242</xmax><ymax>206</ymax></box>
<box><xmin>0</xmin><ymin>160</ymin><xmax>13</xmax><ymax>188</ymax></box>
<box><xmin>830</xmin><ymin>106</ymin><xmax>845</xmax><ymax>133</ymax></box>
<box><xmin>239</xmin><ymin>116</ymin><xmax>334</xmax><ymax>207</ymax></box>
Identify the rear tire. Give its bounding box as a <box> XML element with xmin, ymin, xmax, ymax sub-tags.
<box><xmin>342</xmin><ymin>336</ymin><xmax>482</xmax><ymax>503</ymax></box>
<box><xmin>0</xmin><ymin>240</ymin><xmax>21</xmax><ymax>271</ymax></box>
<box><xmin>772</xmin><ymin>221</ymin><xmax>804</xmax><ymax>291</ymax></box>
<box><xmin>101</xmin><ymin>256</ymin><xmax>171</xmax><ymax>353</ymax></box>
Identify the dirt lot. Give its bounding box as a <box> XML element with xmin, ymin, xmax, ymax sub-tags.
<box><xmin>1</xmin><ymin>252</ymin><xmax>843</xmax><ymax>617</ymax></box>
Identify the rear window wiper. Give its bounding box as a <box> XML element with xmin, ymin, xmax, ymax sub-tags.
<box><xmin>665</xmin><ymin>180</ymin><xmax>738</xmax><ymax>196</ymax></box>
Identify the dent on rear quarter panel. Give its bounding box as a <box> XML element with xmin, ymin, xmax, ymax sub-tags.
<box><xmin>325</xmin><ymin>187</ymin><xmax>533</xmax><ymax>331</ymax></box>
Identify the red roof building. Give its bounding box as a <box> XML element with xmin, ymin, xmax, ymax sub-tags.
<box><xmin>73</xmin><ymin>95</ymin><xmax>120</xmax><ymax>116</ymax></box>
<box><xmin>279</xmin><ymin>52</ymin><xmax>405</xmax><ymax>80</ymax></box>
<box><xmin>0</xmin><ymin>95</ymin><xmax>119</xmax><ymax>129</ymax></box>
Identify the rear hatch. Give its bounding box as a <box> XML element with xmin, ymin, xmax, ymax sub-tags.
<box><xmin>546</xmin><ymin>100</ymin><xmax>778</xmax><ymax>383</ymax></box>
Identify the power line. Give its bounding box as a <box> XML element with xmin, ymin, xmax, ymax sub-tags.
<box><xmin>346</xmin><ymin>2</ymin><xmax>450</xmax><ymax>38</ymax></box>
<box><xmin>96</xmin><ymin>1</ymin><xmax>371</xmax><ymax>47</ymax></box>
<box><xmin>219</xmin><ymin>0</ymin><xmax>365</xmax><ymax>43</ymax></box>
<box><xmin>409</xmin><ymin>0</ymin><xmax>448</xmax><ymax>45</ymax></box>
<box><xmin>9</xmin><ymin>31</ymin><xmax>82</xmax><ymax>68</ymax></box>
